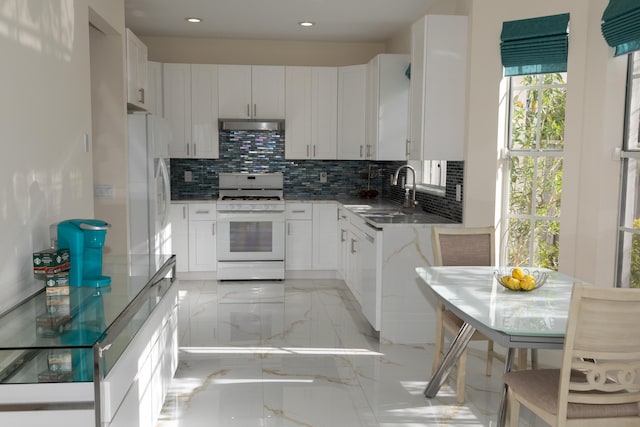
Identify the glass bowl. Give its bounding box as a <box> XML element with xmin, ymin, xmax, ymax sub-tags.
<box><xmin>493</xmin><ymin>267</ymin><xmax>548</xmax><ymax>291</ymax></box>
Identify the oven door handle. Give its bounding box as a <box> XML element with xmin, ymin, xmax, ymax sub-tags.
<box><xmin>217</xmin><ymin>210</ymin><xmax>285</xmax><ymax>214</ymax></box>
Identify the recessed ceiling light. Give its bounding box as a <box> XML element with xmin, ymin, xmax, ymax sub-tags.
<box><xmin>185</xmin><ymin>17</ymin><xmax>202</xmax><ymax>23</ymax></box>
<box><xmin>298</xmin><ymin>21</ymin><xmax>315</xmax><ymax>27</ymax></box>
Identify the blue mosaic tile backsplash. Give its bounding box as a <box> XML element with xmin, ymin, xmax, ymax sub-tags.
<box><xmin>170</xmin><ymin>130</ymin><xmax>463</xmax><ymax>222</ymax></box>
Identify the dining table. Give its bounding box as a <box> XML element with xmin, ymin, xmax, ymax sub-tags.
<box><xmin>416</xmin><ymin>266</ymin><xmax>585</xmax><ymax>427</ymax></box>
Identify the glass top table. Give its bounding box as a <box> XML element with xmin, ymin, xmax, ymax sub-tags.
<box><xmin>416</xmin><ymin>266</ymin><xmax>587</xmax><ymax>427</ymax></box>
<box><xmin>0</xmin><ymin>254</ymin><xmax>176</xmax><ymax>384</ymax></box>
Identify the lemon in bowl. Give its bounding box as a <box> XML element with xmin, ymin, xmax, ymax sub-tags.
<box><xmin>494</xmin><ymin>267</ymin><xmax>548</xmax><ymax>291</ymax></box>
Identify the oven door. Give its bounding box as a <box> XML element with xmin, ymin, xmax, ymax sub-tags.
<box><xmin>216</xmin><ymin>211</ymin><xmax>285</xmax><ymax>261</ymax></box>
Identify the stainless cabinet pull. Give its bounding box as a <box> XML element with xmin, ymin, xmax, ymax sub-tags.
<box><xmin>138</xmin><ymin>88</ymin><xmax>145</xmax><ymax>104</ymax></box>
<box><xmin>253</xmin><ymin>104</ymin><xmax>257</xmax><ymax>117</ymax></box>
<box><xmin>406</xmin><ymin>139</ymin><xmax>411</xmax><ymax>157</ymax></box>
<box><xmin>341</xmin><ymin>229</ymin><xmax>346</xmax><ymax>242</ymax></box>
<box><xmin>291</xmin><ymin>209</ymin><xmax>306</xmax><ymax>213</ymax></box>
<box><xmin>187</xmin><ymin>143</ymin><xmax>190</xmax><ymax>156</ymax></box>
<box><xmin>350</xmin><ymin>238</ymin><xmax>357</xmax><ymax>254</ymax></box>
<box><xmin>313</xmin><ymin>145</ymin><xmax>316</xmax><ymax>157</ymax></box>
<box><xmin>182</xmin><ymin>206</ymin><xmax>186</xmax><ymax>219</ymax></box>
<box><xmin>247</xmin><ymin>104</ymin><xmax>250</xmax><ymax>117</ymax></box>
<box><xmin>193</xmin><ymin>143</ymin><xmax>197</xmax><ymax>157</ymax></box>
<box><xmin>306</xmin><ymin>145</ymin><xmax>310</xmax><ymax>157</ymax></box>
<box><xmin>359</xmin><ymin>145</ymin><xmax>363</xmax><ymax>158</ymax></box>
<box><xmin>212</xmin><ymin>223</ymin><xmax>216</xmax><ymax>236</ymax></box>
<box><xmin>195</xmin><ymin>210</ymin><xmax>210</xmax><ymax>214</ymax></box>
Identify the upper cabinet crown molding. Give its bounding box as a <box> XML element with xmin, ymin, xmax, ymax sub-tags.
<box><xmin>409</xmin><ymin>15</ymin><xmax>468</xmax><ymax>161</ymax></box>
<box><xmin>218</xmin><ymin>65</ymin><xmax>285</xmax><ymax>119</ymax></box>
<box><xmin>125</xmin><ymin>28</ymin><xmax>148</xmax><ymax>111</ymax></box>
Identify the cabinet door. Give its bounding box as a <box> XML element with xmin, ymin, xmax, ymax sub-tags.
<box><xmin>338</xmin><ymin>65</ymin><xmax>367</xmax><ymax>160</ymax></box>
<box><xmin>346</xmin><ymin>228</ymin><xmax>361</xmax><ymax>303</ymax></box>
<box><xmin>285</xmin><ymin>67</ymin><xmax>312</xmax><ymax>159</ymax></box>
<box><xmin>410</xmin><ymin>15</ymin><xmax>467</xmax><ymax>161</ymax></box>
<box><xmin>366</xmin><ymin>54</ymin><xmax>410</xmax><ymax>161</ymax></box>
<box><xmin>147</xmin><ymin>61</ymin><xmax>163</xmax><ymax>117</ymax></box>
<box><xmin>409</xmin><ymin>18</ymin><xmax>426</xmax><ymax>161</ymax></box>
<box><xmin>190</xmin><ymin>64</ymin><xmax>219</xmax><ymax>159</ymax></box>
<box><xmin>126</xmin><ymin>28</ymin><xmax>148</xmax><ymax>111</ymax></box>
<box><xmin>163</xmin><ymin>64</ymin><xmax>191</xmax><ymax>158</ymax></box>
<box><xmin>169</xmin><ymin>204</ymin><xmax>189</xmax><ymax>273</ymax></box>
<box><xmin>337</xmin><ymin>208</ymin><xmax>349</xmax><ymax>281</ymax></box>
<box><xmin>311</xmin><ymin>67</ymin><xmax>338</xmax><ymax>159</ymax></box>
<box><xmin>218</xmin><ymin>65</ymin><xmax>252</xmax><ymax>119</ymax></box>
<box><xmin>312</xmin><ymin>203</ymin><xmax>337</xmax><ymax>270</ymax></box>
<box><xmin>252</xmin><ymin>65</ymin><xmax>285</xmax><ymax>119</ymax></box>
<box><xmin>188</xmin><ymin>220</ymin><xmax>217</xmax><ymax>271</ymax></box>
<box><xmin>285</xmin><ymin>220</ymin><xmax>313</xmax><ymax>270</ymax></box>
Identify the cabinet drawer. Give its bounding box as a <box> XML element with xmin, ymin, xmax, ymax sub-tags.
<box><xmin>285</xmin><ymin>203</ymin><xmax>312</xmax><ymax>220</ymax></box>
<box><xmin>188</xmin><ymin>203</ymin><xmax>216</xmax><ymax>221</ymax></box>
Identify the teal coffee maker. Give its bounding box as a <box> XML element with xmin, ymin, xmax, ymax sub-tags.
<box><xmin>57</xmin><ymin>219</ymin><xmax>111</xmax><ymax>287</ymax></box>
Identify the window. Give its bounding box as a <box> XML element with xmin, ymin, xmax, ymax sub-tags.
<box><xmin>616</xmin><ymin>51</ymin><xmax>640</xmax><ymax>288</ymax></box>
<box><xmin>421</xmin><ymin>160</ymin><xmax>447</xmax><ymax>189</ymax></box>
<box><xmin>502</xmin><ymin>73</ymin><xmax>567</xmax><ymax>269</ymax></box>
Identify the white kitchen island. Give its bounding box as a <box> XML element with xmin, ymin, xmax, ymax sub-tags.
<box><xmin>337</xmin><ymin>202</ymin><xmax>460</xmax><ymax>344</ymax></box>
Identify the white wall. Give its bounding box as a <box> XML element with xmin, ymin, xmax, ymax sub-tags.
<box><xmin>464</xmin><ymin>0</ymin><xmax>627</xmax><ymax>286</ymax></box>
<box><xmin>0</xmin><ymin>0</ymin><xmax>124</xmax><ymax>313</ymax></box>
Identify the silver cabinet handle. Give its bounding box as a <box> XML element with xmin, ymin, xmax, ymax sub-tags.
<box><xmin>195</xmin><ymin>210</ymin><xmax>210</xmax><ymax>214</ymax></box>
<box><xmin>341</xmin><ymin>229</ymin><xmax>346</xmax><ymax>242</ymax></box>
<box><xmin>406</xmin><ymin>139</ymin><xmax>411</xmax><ymax>157</ymax></box>
<box><xmin>291</xmin><ymin>209</ymin><xmax>306</xmax><ymax>213</ymax></box>
<box><xmin>253</xmin><ymin>104</ymin><xmax>257</xmax><ymax>117</ymax></box>
<box><xmin>138</xmin><ymin>88</ymin><xmax>145</xmax><ymax>104</ymax></box>
<box><xmin>247</xmin><ymin>104</ymin><xmax>250</xmax><ymax>117</ymax></box>
<box><xmin>187</xmin><ymin>143</ymin><xmax>190</xmax><ymax>156</ymax></box>
<box><xmin>212</xmin><ymin>223</ymin><xmax>216</xmax><ymax>236</ymax></box>
<box><xmin>359</xmin><ymin>145</ymin><xmax>363</xmax><ymax>158</ymax></box>
<box><xmin>351</xmin><ymin>238</ymin><xmax>356</xmax><ymax>254</ymax></box>
<box><xmin>182</xmin><ymin>206</ymin><xmax>187</xmax><ymax>219</ymax></box>
<box><xmin>306</xmin><ymin>145</ymin><xmax>310</xmax><ymax>157</ymax></box>
<box><xmin>193</xmin><ymin>143</ymin><xmax>197</xmax><ymax>157</ymax></box>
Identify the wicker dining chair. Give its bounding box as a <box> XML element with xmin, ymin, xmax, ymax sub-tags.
<box><xmin>503</xmin><ymin>283</ymin><xmax>640</xmax><ymax>426</ymax></box>
<box><xmin>431</xmin><ymin>226</ymin><xmax>505</xmax><ymax>403</ymax></box>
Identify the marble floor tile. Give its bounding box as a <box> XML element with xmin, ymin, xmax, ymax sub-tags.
<box><xmin>157</xmin><ymin>279</ymin><xmax>547</xmax><ymax>427</ymax></box>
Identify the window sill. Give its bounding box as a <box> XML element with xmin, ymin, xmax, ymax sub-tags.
<box><xmin>415</xmin><ymin>184</ymin><xmax>446</xmax><ymax>198</ymax></box>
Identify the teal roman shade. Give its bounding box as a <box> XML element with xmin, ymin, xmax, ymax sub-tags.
<box><xmin>602</xmin><ymin>0</ymin><xmax>640</xmax><ymax>56</ymax></box>
<box><xmin>500</xmin><ymin>13</ymin><xmax>570</xmax><ymax>76</ymax></box>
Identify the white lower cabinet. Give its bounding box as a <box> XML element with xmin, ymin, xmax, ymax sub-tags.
<box><xmin>285</xmin><ymin>203</ymin><xmax>313</xmax><ymax>270</ymax></box>
<box><xmin>170</xmin><ymin>204</ymin><xmax>189</xmax><ymax>272</ymax></box>
<box><xmin>170</xmin><ymin>202</ymin><xmax>217</xmax><ymax>273</ymax></box>
<box><xmin>337</xmin><ymin>206</ymin><xmax>382</xmax><ymax>330</ymax></box>
<box><xmin>285</xmin><ymin>202</ymin><xmax>339</xmax><ymax>273</ymax></box>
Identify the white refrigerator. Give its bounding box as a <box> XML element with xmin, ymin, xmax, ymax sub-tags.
<box><xmin>127</xmin><ymin>113</ymin><xmax>172</xmax><ymax>261</ymax></box>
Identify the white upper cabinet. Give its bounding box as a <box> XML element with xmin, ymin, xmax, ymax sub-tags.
<box><xmin>126</xmin><ymin>28</ymin><xmax>148</xmax><ymax>111</ymax></box>
<box><xmin>285</xmin><ymin>67</ymin><xmax>337</xmax><ymax>159</ymax></box>
<box><xmin>409</xmin><ymin>15</ymin><xmax>468</xmax><ymax>161</ymax></box>
<box><xmin>337</xmin><ymin>64</ymin><xmax>367</xmax><ymax>160</ymax></box>
<box><xmin>146</xmin><ymin>61</ymin><xmax>163</xmax><ymax>117</ymax></box>
<box><xmin>218</xmin><ymin>65</ymin><xmax>285</xmax><ymax>119</ymax></box>
<box><xmin>365</xmin><ymin>54</ymin><xmax>410</xmax><ymax>161</ymax></box>
<box><xmin>163</xmin><ymin>63</ymin><xmax>219</xmax><ymax>158</ymax></box>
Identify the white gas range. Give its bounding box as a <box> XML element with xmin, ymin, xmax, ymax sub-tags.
<box><xmin>216</xmin><ymin>173</ymin><xmax>285</xmax><ymax>280</ymax></box>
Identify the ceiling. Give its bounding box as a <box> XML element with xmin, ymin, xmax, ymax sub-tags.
<box><xmin>124</xmin><ymin>0</ymin><xmax>435</xmax><ymax>43</ymax></box>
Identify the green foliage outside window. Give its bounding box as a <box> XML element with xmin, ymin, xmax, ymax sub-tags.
<box><xmin>506</xmin><ymin>74</ymin><xmax>566</xmax><ymax>270</ymax></box>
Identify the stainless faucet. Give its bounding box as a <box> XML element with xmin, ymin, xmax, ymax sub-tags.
<box><xmin>392</xmin><ymin>164</ymin><xmax>418</xmax><ymax>208</ymax></box>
